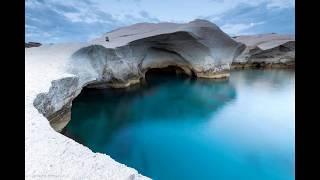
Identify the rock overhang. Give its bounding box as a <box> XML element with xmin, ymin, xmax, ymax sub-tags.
<box><xmin>32</xmin><ymin>19</ymin><xmax>245</xmax><ymax>132</ymax></box>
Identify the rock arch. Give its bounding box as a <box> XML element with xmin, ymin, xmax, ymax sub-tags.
<box><xmin>32</xmin><ymin>20</ymin><xmax>245</xmax><ymax>132</ymax></box>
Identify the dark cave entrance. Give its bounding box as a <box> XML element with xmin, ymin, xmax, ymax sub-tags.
<box><xmin>61</xmin><ymin>65</ymin><xmax>197</xmax><ymax>135</ymax></box>
<box><xmin>144</xmin><ymin>65</ymin><xmax>196</xmax><ymax>85</ymax></box>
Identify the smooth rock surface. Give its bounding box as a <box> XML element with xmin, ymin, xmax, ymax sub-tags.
<box><xmin>232</xmin><ymin>33</ymin><xmax>295</xmax><ymax>68</ymax></box>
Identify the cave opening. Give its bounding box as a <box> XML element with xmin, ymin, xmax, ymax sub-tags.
<box><xmin>144</xmin><ymin>65</ymin><xmax>196</xmax><ymax>85</ymax></box>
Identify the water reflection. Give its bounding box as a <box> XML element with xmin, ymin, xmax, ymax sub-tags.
<box><xmin>230</xmin><ymin>69</ymin><xmax>295</xmax><ymax>89</ymax></box>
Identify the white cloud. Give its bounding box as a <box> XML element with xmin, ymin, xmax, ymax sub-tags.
<box><xmin>266</xmin><ymin>0</ymin><xmax>295</xmax><ymax>9</ymax></box>
<box><xmin>221</xmin><ymin>22</ymin><xmax>265</xmax><ymax>35</ymax></box>
<box><xmin>25</xmin><ymin>24</ymin><xmax>37</xmax><ymax>30</ymax></box>
<box><xmin>25</xmin><ymin>0</ymin><xmax>294</xmax><ymax>42</ymax></box>
<box><xmin>62</xmin><ymin>12</ymin><xmax>102</xmax><ymax>24</ymax></box>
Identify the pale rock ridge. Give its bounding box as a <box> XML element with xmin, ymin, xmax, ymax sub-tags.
<box><xmin>232</xmin><ymin>33</ymin><xmax>295</xmax><ymax>68</ymax></box>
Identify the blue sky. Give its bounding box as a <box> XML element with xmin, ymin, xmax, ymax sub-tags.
<box><xmin>25</xmin><ymin>0</ymin><xmax>295</xmax><ymax>43</ymax></box>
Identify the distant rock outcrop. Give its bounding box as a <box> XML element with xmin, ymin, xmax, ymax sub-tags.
<box><xmin>232</xmin><ymin>34</ymin><xmax>295</xmax><ymax>69</ymax></box>
<box><xmin>25</xmin><ymin>42</ymin><xmax>42</xmax><ymax>48</ymax></box>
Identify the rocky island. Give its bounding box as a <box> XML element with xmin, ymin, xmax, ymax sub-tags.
<box><xmin>25</xmin><ymin>19</ymin><xmax>294</xmax><ymax>179</ymax></box>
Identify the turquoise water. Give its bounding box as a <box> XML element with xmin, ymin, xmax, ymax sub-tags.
<box><xmin>65</xmin><ymin>69</ymin><xmax>295</xmax><ymax>180</ymax></box>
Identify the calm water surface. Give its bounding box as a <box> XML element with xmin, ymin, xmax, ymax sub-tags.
<box><xmin>65</xmin><ymin>69</ymin><xmax>295</xmax><ymax>180</ymax></box>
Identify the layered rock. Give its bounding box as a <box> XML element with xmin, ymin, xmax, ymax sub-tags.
<box><xmin>33</xmin><ymin>76</ymin><xmax>80</xmax><ymax>132</ymax></box>
<box><xmin>232</xmin><ymin>33</ymin><xmax>295</xmax><ymax>69</ymax></box>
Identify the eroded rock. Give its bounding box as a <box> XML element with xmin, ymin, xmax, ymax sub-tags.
<box><xmin>60</xmin><ymin>19</ymin><xmax>246</xmax><ymax>90</ymax></box>
<box><xmin>31</xmin><ymin>22</ymin><xmax>297</xmax><ymax>132</ymax></box>
<box><xmin>86</xmin><ymin>19</ymin><xmax>244</xmax><ymax>79</ymax></box>
<box><xmin>33</xmin><ymin>76</ymin><xmax>80</xmax><ymax>132</ymax></box>
<box><xmin>232</xmin><ymin>33</ymin><xmax>295</xmax><ymax>69</ymax></box>
<box><xmin>32</xmin><ymin>20</ymin><xmax>246</xmax><ymax>131</ymax></box>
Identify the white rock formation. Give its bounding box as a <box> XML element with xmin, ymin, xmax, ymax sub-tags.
<box><xmin>25</xmin><ymin>43</ymin><xmax>150</xmax><ymax>180</ymax></box>
<box><xmin>26</xmin><ymin>19</ymin><xmax>245</xmax><ymax>180</ymax></box>
<box><xmin>25</xmin><ymin>20</ymin><xmax>295</xmax><ymax>179</ymax></box>
<box><xmin>33</xmin><ymin>19</ymin><xmax>246</xmax><ymax>132</ymax></box>
<box><xmin>232</xmin><ymin>33</ymin><xmax>295</xmax><ymax>68</ymax></box>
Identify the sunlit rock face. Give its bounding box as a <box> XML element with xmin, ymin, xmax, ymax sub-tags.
<box><xmin>232</xmin><ymin>34</ymin><xmax>295</xmax><ymax>69</ymax></box>
<box><xmin>33</xmin><ymin>76</ymin><xmax>80</xmax><ymax>132</ymax></box>
<box><xmin>71</xmin><ymin>19</ymin><xmax>245</xmax><ymax>88</ymax></box>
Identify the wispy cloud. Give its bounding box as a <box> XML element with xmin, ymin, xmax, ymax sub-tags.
<box><xmin>25</xmin><ymin>0</ymin><xmax>160</xmax><ymax>43</ymax></box>
<box><xmin>25</xmin><ymin>0</ymin><xmax>294</xmax><ymax>43</ymax></box>
<box><xmin>221</xmin><ymin>22</ymin><xmax>265</xmax><ymax>35</ymax></box>
<box><xmin>203</xmin><ymin>2</ymin><xmax>294</xmax><ymax>35</ymax></box>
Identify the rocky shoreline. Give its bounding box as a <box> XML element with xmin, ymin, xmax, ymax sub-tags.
<box><xmin>25</xmin><ymin>19</ymin><xmax>294</xmax><ymax>179</ymax></box>
<box><xmin>232</xmin><ymin>33</ymin><xmax>294</xmax><ymax>69</ymax></box>
<box><xmin>231</xmin><ymin>61</ymin><xmax>295</xmax><ymax>69</ymax></box>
